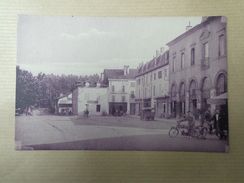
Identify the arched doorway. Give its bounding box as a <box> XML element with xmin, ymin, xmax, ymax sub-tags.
<box><xmin>216</xmin><ymin>73</ymin><xmax>227</xmax><ymax>96</ymax></box>
<box><xmin>201</xmin><ymin>76</ymin><xmax>211</xmax><ymax>110</ymax></box>
<box><xmin>216</xmin><ymin>73</ymin><xmax>228</xmax><ymax>113</ymax></box>
<box><xmin>179</xmin><ymin>82</ymin><xmax>186</xmax><ymax>117</ymax></box>
<box><xmin>171</xmin><ymin>84</ymin><xmax>177</xmax><ymax>118</ymax></box>
<box><xmin>189</xmin><ymin>80</ymin><xmax>197</xmax><ymax>116</ymax></box>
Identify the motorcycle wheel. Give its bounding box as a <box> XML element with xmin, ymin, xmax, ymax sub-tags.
<box><xmin>197</xmin><ymin>127</ymin><xmax>208</xmax><ymax>139</ymax></box>
<box><xmin>168</xmin><ymin>127</ymin><xmax>179</xmax><ymax>138</ymax></box>
<box><xmin>195</xmin><ymin>126</ymin><xmax>208</xmax><ymax>139</ymax></box>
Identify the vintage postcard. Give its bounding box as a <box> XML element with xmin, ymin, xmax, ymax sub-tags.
<box><xmin>15</xmin><ymin>15</ymin><xmax>228</xmax><ymax>152</ymax></box>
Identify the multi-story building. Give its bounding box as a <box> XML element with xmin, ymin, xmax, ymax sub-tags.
<box><xmin>166</xmin><ymin>16</ymin><xmax>227</xmax><ymax>118</ymax></box>
<box><xmin>101</xmin><ymin>66</ymin><xmax>137</xmax><ymax>115</ymax></box>
<box><xmin>72</xmin><ymin>82</ymin><xmax>108</xmax><ymax>115</ymax></box>
<box><xmin>135</xmin><ymin>48</ymin><xmax>170</xmax><ymax>117</ymax></box>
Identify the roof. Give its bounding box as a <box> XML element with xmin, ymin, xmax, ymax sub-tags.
<box><xmin>137</xmin><ymin>51</ymin><xmax>169</xmax><ymax>77</ymax></box>
<box><xmin>54</xmin><ymin>93</ymin><xmax>72</xmax><ymax>101</ymax></box>
<box><xmin>166</xmin><ymin>16</ymin><xmax>221</xmax><ymax>46</ymax></box>
<box><xmin>104</xmin><ymin>69</ymin><xmax>137</xmax><ymax>80</ymax></box>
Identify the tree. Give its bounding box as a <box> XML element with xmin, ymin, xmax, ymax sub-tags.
<box><xmin>16</xmin><ymin>66</ymin><xmax>39</xmax><ymax>112</ymax></box>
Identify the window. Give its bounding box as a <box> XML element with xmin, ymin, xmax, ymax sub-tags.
<box><xmin>219</xmin><ymin>34</ymin><xmax>225</xmax><ymax>57</ymax></box>
<box><xmin>203</xmin><ymin>42</ymin><xmax>209</xmax><ymax>59</ymax></box>
<box><xmin>181</xmin><ymin>53</ymin><xmax>185</xmax><ymax>69</ymax></box>
<box><xmin>112</xmin><ymin>95</ymin><xmax>115</xmax><ymax>102</ymax></box>
<box><xmin>158</xmin><ymin>71</ymin><xmax>162</xmax><ymax>79</ymax></box>
<box><xmin>153</xmin><ymin>85</ymin><xmax>156</xmax><ymax>96</ymax></box>
<box><xmin>122</xmin><ymin>86</ymin><xmax>125</xmax><ymax>92</ymax></box>
<box><xmin>150</xmin><ymin>74</ymin><xmax>152</xmax><ymax>81</ymax></box>
<box><xmin>172</xmin><ymin>57</ymin><xmax>176</xmax><ymax>72</ymax></box>
<box><xmin>111</xmin><ymin>85</ymin><xmax>115</xmax><ymax>92</ymax></box>
<box><xmin>96</xmin><ymin>105</ymin><xmax>101</xmax><ymax>112</ymax></box>
<box><xmin>138</xmin><ymin>89</ymin><xmax>140</xmax><ymax>98</ymax></box>
<box><xmin>130</xmin><ymin>91</ymin><xmax>135</xmax><ymax>98</ymax></box>
<box><xmin>122</xmin><ymin>96</ymin><xmax>126</xmax><ymax>102</ymax></box>
<box><xmin>191</xmin><ymin>48</ymin><xmax>195</xmax><ymax>66</ymax></box>
<box><xmin>154</xmin><ymin>73</ymin><xmax>156</xmax><ymax>80</ymax></box>
<box><xmin>144</xmin><ymin>88</ymin><xmax>147</xmax><ymax>97</ymax></box>
<box><xmin>165</xmin><ymin>69</ymin><xmax>168</xmax><ymax>77</ymax></box>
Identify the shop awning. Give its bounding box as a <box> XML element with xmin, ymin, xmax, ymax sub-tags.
<box><xmin>207</xmin><ymin>92</ymin><xmax>228</xmax><ymax>105</ymax></box>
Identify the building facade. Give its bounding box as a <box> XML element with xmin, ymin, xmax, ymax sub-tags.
<box><xmin>166</xmin><ymin>16</ymin><xmax>227</xmax><ymax>118</ymax></box>
<box><xmin>54</xmin><ymin>93</ymin><xmax>72</xmax><ymax>115</ymax></box>
<box><xmin>72</xmin><ymin>82</ymin><xmax>108</xmax><ymax>115</ymax></box>
<box><xmin>135</xmin><ymin>48</ymin><xmax>170</xmax><ymax>117</ymax></box>
<box><xmin>101</xmin><ymin>66</ymin><xmax>137</xmax><ymax>115</ymax></box>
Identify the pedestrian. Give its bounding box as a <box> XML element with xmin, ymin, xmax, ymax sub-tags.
<box><xmin>211</xmin><ymin>109</ymin><xmax>227</xmax><ymax>139</ymax></box>
<box><xmin>204</xmin><ymin>107</ymin><xmax>211</xmax><ymax>122</ymax></box>
<box><xmin>30</xmin><ymin>105</ymin><xmax>34</xmax><ymax>116</ymax></box>
<box><xmin>178</xmin><ymin>111</ymin><xmax>196</xmax><ymax>138</ymax></box>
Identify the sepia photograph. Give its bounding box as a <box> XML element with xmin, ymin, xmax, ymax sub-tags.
<box><xmin>15</xmin><ymin>15</ymin><xmax>228</xmax><ymax>152</ymax></box>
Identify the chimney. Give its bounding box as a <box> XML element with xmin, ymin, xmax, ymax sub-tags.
<box><xmin>156</xmin><ymin>50</ymin><xmax>159</xmax><ymax>57</ymax></box>
<box><xmin>186</xmin><ymin>21</ymin><xmax>192</xmax><ymax>31</ymax></box>
<box><xmin>201</xmin><ymin>16</ymin><xmax>208</xmax><ymax>23</ymax></box>
<box><xmin>85</xmin><ymin>82</ymin><xmax>90</xmax><ymax>87</ymax></box>
<box><xmin>100</xmin><ymin>73</ymin><xmax>104</xmax><ymax>82</ymax></box>
<box><xmin>126</xmin><ymin>65</ymin><xmax>129</xmax><ymax>74</ymax></box>
<box><xmin>160</xmin><ymin>47</ymin><xmax>164</xmax><ymax>55</ymax></box>
<box><xmin>124</xmin><ymin>65</ymin><xmax>127</xmax><ymax>75</ymax></box>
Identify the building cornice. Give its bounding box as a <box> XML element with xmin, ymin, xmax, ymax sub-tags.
<box><xmin>166</xmin><ymin>16</ymin><xmax>221</xmax><ymax>47</ymax></box>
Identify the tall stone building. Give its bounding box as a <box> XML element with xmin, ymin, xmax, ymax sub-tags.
<box><xmin>166</xmin><ymin>16</ymin><xmax>227</xmax><ymax>118</ymax></box>
<box><xmin>135</xmin><ymin>48</ymin><xmax>170</xmax><ymax>117</ymax></box>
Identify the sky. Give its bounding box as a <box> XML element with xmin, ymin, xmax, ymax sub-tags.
<box><xmin>17</xmin><ymin>15</ymin><xmax>202</xmax><ymax>76</ymax></box>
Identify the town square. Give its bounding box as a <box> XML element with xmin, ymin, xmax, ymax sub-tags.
<box><xmin>16</xmin><ymin>16</ymin><xmax>228</xmax><ymax>152</ymax></box>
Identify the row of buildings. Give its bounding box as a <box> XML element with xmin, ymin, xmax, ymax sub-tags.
<box><xmin>55</xmin><ymin>16</ymin><xmax>227</xmax><ymax>119</ymax></box>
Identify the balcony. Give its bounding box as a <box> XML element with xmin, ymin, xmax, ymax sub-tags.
<box><xmin>201</xmin><ymin>57</ymin><xmax>210</xmax><ymax>70</ymax></box>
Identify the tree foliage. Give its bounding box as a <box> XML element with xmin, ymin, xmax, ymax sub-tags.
<box><xmin>16</xmin><ymin>66</ymin><xmax>38</xmax><ymax>111</ymax></box>
<box><xmin>16</xmin><ymin>66</ymin><xmax>100</xmax><ymax>112</ymax></box>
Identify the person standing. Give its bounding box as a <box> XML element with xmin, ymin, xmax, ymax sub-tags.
<box><xmin>211</xmin><ymin>109</ymin><xmax>227</xmax><ymax>139</ymax></box>
<box><xmin>178</xmin><ymin>111</ymin><xmax>196</xmax><ymax>138</ymax></box>
<box><xmin>211</xmin><ymin>110</ymin><xmax>221</xmax><ymax>132</ymax></box>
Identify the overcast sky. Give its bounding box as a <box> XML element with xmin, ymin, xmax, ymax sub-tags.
<box><xmin>17</xmin><ymin>15</ymin><xmax>202</xmax><ymax>76</ymax></box>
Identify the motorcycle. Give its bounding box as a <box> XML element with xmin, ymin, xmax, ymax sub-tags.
<box><xmin>196</xmin><ymin>120</ymin><xmax>228</xmax><ymax>140</ymax></box>
<box><xmin>168</xmin><ymin>121</ymin><xmax>200</xmax><ymax>138</ymax></box>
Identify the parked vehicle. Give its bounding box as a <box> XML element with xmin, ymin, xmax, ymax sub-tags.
<box><xmin>168</xmin><ymin>121</ymin><xmax>200</xmax><ymax>138</ymax></box>
<box><xmin>196</xmin><ymin>120</ymin><xmax>228</xmax><ymax>140</ymax></box>
<box><xmin>140</xmin><ymin>107</ymin><xmax>155</xmax><ymax>121</ymax></box>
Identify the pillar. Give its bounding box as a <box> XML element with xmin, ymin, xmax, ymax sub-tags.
<box><xmin>185</xmin><ymin>91</ymin><xmax>190</xmax><ymax>112</ymax></box>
